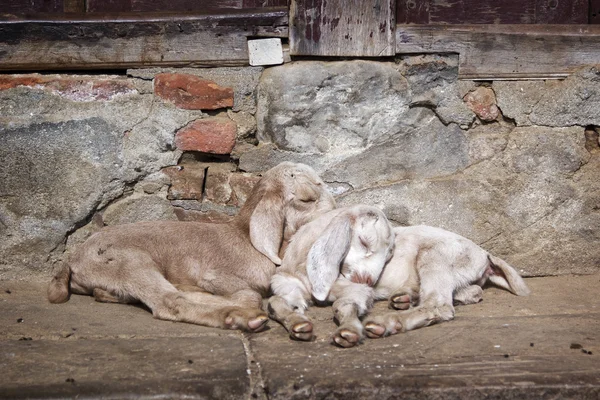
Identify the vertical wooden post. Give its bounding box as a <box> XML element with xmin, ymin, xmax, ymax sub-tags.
<box><xmin>290</xmin><ymin>0</ymin><xmax>396</xmax><ymax>57</ymax></box>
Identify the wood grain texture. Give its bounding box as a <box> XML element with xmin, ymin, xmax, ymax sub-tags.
<box><xmin>396</xmin><ymin>0</ymin><xmax>589</xmax><ymax>24</ymax></box>
<box><xmin>396</xmin><ymin>24</ymin><xmax>600</xmax><ymax>79</ymax></box>
<box><xmin>63</xmin><ymin>0</ymin><xmax>85</xmax><ymax>13</ymax></box>
<box><xmin>591</xmin><ymin>0</ymin><xmax>600</xmax><ymax>24</ymax></box>
<box><xmin>87</xmin><ymin>0</ymin><xmax>288</xmax><ymax>12</ymax></box>
<box><xmin>290</xmin><ymin>0</ymin><xmax>396</xmax><ymax>57</ymax></box>
<box><xmin>2</xmin><ymin>0</ymin><xmax>64</xmax><ymax>14</ymax></box>
<box><xmin>0</xmin><ymin>9</ymin><xmax>288</xmax><ymax>71</ymax></box>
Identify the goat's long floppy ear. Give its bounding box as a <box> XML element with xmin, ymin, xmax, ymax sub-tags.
<box><xmin>306</xmin><ymin>214</ymin><xmax>353</xmax><ymax>302</ymax></box>
<box><xmin>250</xmin><ymin>191</ymin><xmax>285</xmax><ymax>265</ymax></box>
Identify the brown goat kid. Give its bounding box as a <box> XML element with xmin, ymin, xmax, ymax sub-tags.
<box><xmin>47</xmin><ymin>162</ymin><xmax>335</xmax><ymax>332</ymax></box>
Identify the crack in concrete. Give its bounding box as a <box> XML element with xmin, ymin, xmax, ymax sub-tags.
<box><xmin>240</xmin><ymin>333</ymin><xmax>268</xmax><ymax>400</ymax></box>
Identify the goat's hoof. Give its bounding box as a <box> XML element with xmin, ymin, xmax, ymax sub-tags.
<box><xmin>290</xmin><ymin>321</ymin><xmax>313</xmax><ymax>341</ymax></box>
<box><xmin>224</xmin><ymin>309</ymin><xmax>269</xmax><ymax>332</ymax></box>
<box><xmin>364</xmin><ymin>322</ymin><xmax>386</xmax><ymax>339</ymax></box>
<box><xmin>390</xmin><ymin>292</ymin><xmax>417</xmax><ymax>310</ymax></box>
<box><xmin>247</xmin><ymin>315</ymin><xmax>269</xmax><ymax>332</ymax></box>
<box><xmin>332</xmin><ymin>329</ymin><xmax>361</xmax><ymax>348</ymax></box>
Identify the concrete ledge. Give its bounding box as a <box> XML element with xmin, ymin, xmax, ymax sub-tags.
<box><xmin>1</xmin><ymin>275</ymin><xmax>599</xmax><ymax>399</ymax></box>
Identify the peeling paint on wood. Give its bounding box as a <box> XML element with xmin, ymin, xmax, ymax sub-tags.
<box><xmin>290</xmin><ymin>0</ymin><xmax>396</xmax><ymax>57</ymax></box>
<box><xmin>396</xmin><ymin>0</ymin><xmax>589</xmax><ymax>24</ymax></box>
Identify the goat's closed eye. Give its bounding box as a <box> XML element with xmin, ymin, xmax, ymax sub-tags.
<box><xmin>359</xmin><ymin>236</ymin><xmax>373</xmax><ymax>255</ymax></box>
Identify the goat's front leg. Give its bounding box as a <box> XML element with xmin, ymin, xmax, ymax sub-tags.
<box><xmin>267</xmin><ymin>295</ymin><xmax>314</xmax><ymax>341</ymax></box>
<box><xmin>268</xmin><ymin>273</ymin><xmax>314</xmax><ymax>341</ymax></box>
<box><xmin>329</xmin><ymin>279</ymin><xmax>374</xmax><ymax>348</ymax></box>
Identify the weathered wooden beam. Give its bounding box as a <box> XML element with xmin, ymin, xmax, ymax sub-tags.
<box><xmin>290</xmin><ymin>0</ymin><xmax>396</xmax><ymax>57</ymax></box>
<box><xmin>396</xmin><ymin>24</ymin><xmax>600</xmax><ymax>79</ymax></box>
<box><xmin>396</xmin><ymin>0</ymin><xmax>589</xmax><ymax>25</ymax></box>
<box><xmin>0</xmin><ymin>8</ymin><xmax>288</xmax><ymax>71</ymax></box>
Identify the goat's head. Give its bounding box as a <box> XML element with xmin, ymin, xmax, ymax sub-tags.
<box><xmin>246</xmin><ymin>162</ymin><xmax>336</xmax><ymax>265</ymax></box>
<box><xmin>306</xmin><ymin>205</ymin><xmax>395</xmax><ymax>302</ymax></box>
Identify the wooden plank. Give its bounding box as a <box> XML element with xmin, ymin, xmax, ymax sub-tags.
<box><xmin>3</xmin><ymin>0</ymin><xmax>64</xmax><ymax>14</ymax></box>
<box><xmin>396</xmin><ymin>0</ymin><xmax>430</xmax><ymax>24</ymax></box>
<box><xmin>0</xmin><ymin>9</ymin><xmax>288</xmax><ymax>71</ymax></box>
<box><xmin>396</xmin><ymin>0</ymin><xmax>588</xmax><ymax>24</ymax></box>
<box><xmin>591</xmin><ymin>0</ymin><xmax>600</xmax><ymax>24</ymax></box>
<box><xmin>87</xmin><ymin>0</ymin><xmax>288</xmax><ymax>12</ymax></box>
<box><xmin>290</xmin><ymin>0</ymin><xmax>396</xmax><ymax>57</ymax></box>
<box><xmin>396</xmin><ymin>24</ymin><xmax>600</xmax><ymax>79</ymax></box>
<box><xmin>63</xmin><ymin>0</ymin><xmax>85</xmax><ymax>13</ymax></box>
<box><xmin>534</xmin><ymin>0</ymin><xmax>589</xmax><ymax>24</ymax></box>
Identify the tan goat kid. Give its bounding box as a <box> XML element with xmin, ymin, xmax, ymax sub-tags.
<box><xmin>47</xmin><ymin>162</ymin><xmax>335</xmax><ymax>332</ymax></box>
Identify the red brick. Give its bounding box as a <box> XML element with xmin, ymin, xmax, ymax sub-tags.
<box><xmin>0</xmin><ymin>75</ymin><xmax>136</xmax><ymax>101</ymax></box>
<box><xmin>464</xmin><ymin>87</ymin><xmax>500</xmax><ymax>122</ymax></box>
<box><xmin>163</xmin><ymin>164</ymin><xmax>206</xmax><ymax>201</ymax></box>
<box><xmin>154</xmin><ymin>73</ymin><xmax>234</xmax><ymax>110</ymax></box>
<box><xmin>175</xmin><ymin>118</ymin><xmax>237</xmax><ymax>155</ymax></box>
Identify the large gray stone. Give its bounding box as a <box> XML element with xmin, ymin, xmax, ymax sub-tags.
<box><xmin>322</xmin><ymin>108</ymin><xmax>470</xmax><ymax>190</ymax></box>
<box><xmin>257</xmin><ymin>60</ymin><xmax>411</xmax><ymax>156</ymax></box>
<box><xmin>493</xmin><ymin>80</ymin><xmax>549</xmax><ymax>126</ymax></box>
<box><xmin>530</xmin><ymin>66</ymin><xmax>600</xmax><ymax>127</ymax></box>
<box><xmin>0</xmin><ymin>119</ymin><xmax>124</xmax><ymax>278</ymax></box>
<box><xmin>244</xmin><ymin>58</ymin><xmax>473</xmax><ymax>182</ymax></box>
<box><xmin>102</xmin><ymin>193</ymin><xmax>178</xmax><ymax>226</ymax></box>
<box><xmin>0</xmin><ymin>76</ymin><xmax>195</xmax><ymax>279</ymax></box>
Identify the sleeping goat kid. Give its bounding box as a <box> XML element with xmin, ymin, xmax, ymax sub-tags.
<box><xmin>363</xmin><ymin>225</ymin><xmax>530</xmax><ymax>338</ymax></box>
<box><xmin>268</xmin><ymin>205</ymin><xmax>395</xmax><ymax>348</ymax></box>
<box><xmin>47</xmin><ymin>162</ymin><xmax>335</xmax><ymax>332</ymax></box>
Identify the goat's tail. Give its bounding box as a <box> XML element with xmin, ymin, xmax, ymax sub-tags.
<box><xmin>486</xmin><ymin>254</ymin><xmax>530</xmax><ymax>296</ymax></box>
<box><xmin>47</xmin><ymin>263</ymin><xmax>71</xmax><ymax>303</ymax></box>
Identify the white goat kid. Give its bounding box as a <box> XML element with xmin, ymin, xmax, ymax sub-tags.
<box><xmin>363</xmin><ymin>225</ymin><xmax>530</xmax><ymax>338</ymax></box>
<box><xmin>268</xmin><ymin>205</ymin><xmax>395</xmax><ymax>348</ymax></box>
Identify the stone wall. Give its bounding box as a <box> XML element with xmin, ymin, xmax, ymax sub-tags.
<box><xmin>1</xmin><ymin>56</ymin><xmax>598</xmax><ymax>280</ymax></box>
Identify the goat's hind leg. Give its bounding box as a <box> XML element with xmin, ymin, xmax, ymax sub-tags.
<box><xmin>454</xmin><ymin>285</ymin><xmax>483</xmax><ymax>305</ymax></box>
<box><xmin>388</xmin><ymin>286</ymin><xmax>420</xmax><ymax>310</ymax></box>
<box><xmin>365</xmin><ymin>272</ymin><xmax>455</xmax><ymax>339</ymax></box>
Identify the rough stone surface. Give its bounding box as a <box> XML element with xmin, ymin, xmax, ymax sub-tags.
<box><xmin>163</xmin><ymin>164</ymin><xmax>207</xmax><ymax>201</ymax></box>
<box><xmin>464</xmin><ymin>86</ymin><xmax>500</xmax><ymax>121</ymax></box>
<box><xmin>1</xmin><ymin>275</ymin><xmax>598</xmax><ymax>399</ymax></box>
<box><xmin>256</xmin><ymin>60</ymin><xmax>411</xmax><ymax>156</ymax></box>
<box><xmin>175</xmin><ymin>118</ymin><xmax>237</xmax><ymax>154</ymax></box>
<box><xmin>530</xmin><ymin>66</ymin><xmax>600</xmax><ymax>127</ymax></box>
<box><xmin>154</xmin><ymin>73</ymin><xmax>234</xmax><ymax>110</ymax></box>
<box><xmin>494</xmin><ymin>80</ymin><xmax>550</xmax><ymax>126</ymax></box>
<box><xmin>0</xmin><ymin>118</ymin><xmax>124</xmax><ymax>278</ymax></box>
<box><xmin>130</xmin><ymin>67</ymin><xmax>263</xmax><ymax>113</ymax></box>
<box><xmin>0</xmin><ymin>74</ymin><xmax>196</xmax><ymax>280</ymax></box>
<box><xmin>101</xmin><ymin>193</ymin><xmax>178</xmax><ymax>226</ymax></box>
<box><xmin>396</xmin><ymin>54</ymin><xmax>475</xmax><ymax>128</ymax></box>
<box><xmin>0</xmin><ymin>74</ymin><xmax>137</xmax><ymax>101</ymax></box>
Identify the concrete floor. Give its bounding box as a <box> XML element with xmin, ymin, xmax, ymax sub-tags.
<box><xmin>1</xmin><ymin>274</ymin><xmax>599</xmax><ymax>399</ymax></box>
